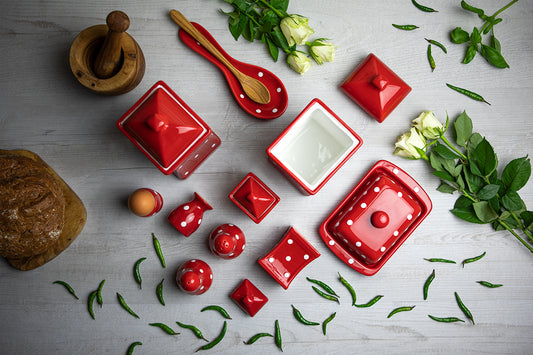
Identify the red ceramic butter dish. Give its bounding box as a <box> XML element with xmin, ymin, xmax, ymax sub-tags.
<box><xmin>258</xmin><ymin>227</ymin><xmax>320</xmax><ymax>289</ymax></box>
<box><xmin>267</xmin><ymin>98</ymin><xmax>363</xmax><ymax>195</ymax></box>
<box><xmin>319</xmin><ymin>160</ymin><xmax>432</xmax><ymax>276</ymax></box>
<box><xmin>117</xmin><ymin>80</ymin><xmax>220</xmax><ymax>178</ymax></box>
<box><xmin>341</xmin><ymin>54</ymin><xmax>411</xmax><ymax>123</ymax></box>
<box><xmin>229</xmin><ymin>172</ymin><xmax>280</xmax><ymax>224</ymax></box>
<box><xmin>230</xmin><ymin>279</ymin><xmax>268</xmax><ymax>317</ymax></box>
<box><xmin>209</xmin><ymin>223</ymin><xmax>246</xmax><ymax>259</ymax></box>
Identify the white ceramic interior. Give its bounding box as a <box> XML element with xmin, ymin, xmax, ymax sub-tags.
<box><xmin>270</xmin><ymin>102</ymin><xmax>360</xmax><ymax>191</ymax></box>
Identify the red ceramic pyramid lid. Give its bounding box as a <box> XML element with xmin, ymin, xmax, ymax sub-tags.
<box><xmin>230</xmin><ymin>279</ymin><xmax>268</xmax><ymax>317</ymax></box>
<box><xmin>229</xmin><ymin>172</ymin><xmax>280</xmax><ymax>223</ymax></box>
<box><xmin>340</xmin><ymin>54</ymin><xmax>411</xmax><ymax>123</ymax></box>
<box><xmin>117</xmin><ymin>81</ymin><xmax>210</xmax><ymax>174</ymax></box>
<box><xmin>319</xmin><ymin>160</ymin><xmax>432</xmax><ymax>276</ymax></box>
<box><xmin>258</xmin><ymin>227</ymin><xmax>320</xmax><ymax>289</ymax></box>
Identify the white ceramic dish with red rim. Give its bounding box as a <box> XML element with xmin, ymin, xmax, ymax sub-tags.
<box><xmin>319</xmin><ymin>160</ymin><xmax>432</xmax><ymax>276</ymax></box>
<box><xmin>117</xmin><ymin>80</ymin><xmax>220</xmax><ymax>179</ymax></box>
<box><xmin>267</xmin><ymin>98</ymin><xmax>363</xmax><ymax>195</ymax></box>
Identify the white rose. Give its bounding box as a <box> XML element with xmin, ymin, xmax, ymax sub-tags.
<box><xmin>280</xmin><ymin>15</ymin><xmax>314</xmax><ymax>47</ymax></box>
<box><xmin>308</xmin><ymin>39</ymin><xmax>336</xmax><ymax>65</ymax></box>
<box><xmin>394</xmin><ymin>127</ymin><xmax>427</xmax><ymax>159</ymax></box>
<box><xmin>412</xmin><ymin>111</ymin><xmax>444</xmax><ymax>139</ymax></box>
<box><xmin>286</xmin><ymin>51</ymin><xmax>313</xmax><ymax>74</ymax></box>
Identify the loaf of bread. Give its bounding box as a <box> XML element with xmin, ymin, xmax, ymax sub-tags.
<box><xmin>0</xmin><ymin>149</ymin><xmax>86</xmax><ymax>270</ymax></box>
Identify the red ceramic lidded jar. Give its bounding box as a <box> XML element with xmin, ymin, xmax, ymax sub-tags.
<box><xmin>168</xmin><ymin>192</ymin><xmax>212</xmax><ymax>237</ymax></box>
<box><xmin>176</xmin><ymin>259</ymin><xmax>213</xmax><ymax>295</ymax></box>
<box><xmin>117</xmin><ymin>81</ymin><xmax>221</xmax><ymax>179</ymax></box>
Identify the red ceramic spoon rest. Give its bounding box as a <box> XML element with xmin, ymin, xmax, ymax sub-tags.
<box><xmin>179</xmin><ymin>22</ymin><xmax>288</xmax><ymax>120</ymax></box>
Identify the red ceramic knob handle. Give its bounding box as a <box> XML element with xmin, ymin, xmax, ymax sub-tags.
<box><xmin>214</xmin><ymin>234</ymin><xmax>235</xmax><ymax>254</ymax></box>
<box><xmin>371</xmin><ymin>211</ymin><xmax>389</xmax><ymax>228</ymax></box>
<box><xmin>180</xmin><ymin>271</ymin><xmax>200</xmax><ymax>292</ymax></box>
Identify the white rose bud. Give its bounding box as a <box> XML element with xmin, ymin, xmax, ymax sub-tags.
<box><xmin>280</xmin><ymin>15</ymin><xmax>314</xmax><ymax>47</ymax></box>
<box><xmin>286</xmin><ymin>51</ymin><xmax>313</xmax><ymax>74</ymax></box>
<box><xmin>394</xmin><ymin>127</ymin><xmax>427</xmax><ymax>159</ymax></box>
<box><xmin>412</xmin><ymin>111</ymin><xmax>444</xmax><ymax>140</ymax></box>
<box><xmin>308</xmin><ymin>39</ymin><xmax>336</xmax><ymax>65</ymax></box>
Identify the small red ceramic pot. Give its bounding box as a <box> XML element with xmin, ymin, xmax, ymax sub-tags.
<box><xmin>319</xmin><ymin>160</ymin><xmax>432</xmax><ymax>276</ymax></box>
<box><xmin>258</xmin><ymin>227</ymin><xmax>320</xmax><ymax>289</ymax></box>
<box><xmin>340</xmin><ymin>54</ymin><xmax>411</xmax><ymax>123</ymax></box>
<box><xmin>117</xmin><ymin>81</ymin><xmax>221</xmax><ymax>179</ymax></box>
<box><xmin>228</xmin><ymin>173</ymin><xmax>280</xmax><ymax>223</ymax></box>
<box><xmin>230</xmin><ymin>279</ymin><xmax>268</xmax><ymax>317</ymax></box>
<box><xmin>168</xmin><ymin>192</ymin><xmax>212</xmax><ymax>237</ymax></box>
<box><xmin>209</xmin><ymin>223</ymin><xmax>245</xmax><ymax>259</ymax></box>
<box><xmin>176</xmin><ymin>259</ymin><xmax>213</xmax><ymax>295</ymax></box>
<box><xmin>127</xmin><ymin>188</ymin><xmax>163</xmax><ymax>217</ymax></box>
<box><xmin>267</xmin><ymin>99</ymin><xmax>363</xmax><ymax>195</ymax></box>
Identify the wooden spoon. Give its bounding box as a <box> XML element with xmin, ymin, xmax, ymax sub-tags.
<box><xmin>170</xmin><ymin>10</ymin><xmax>271</xmax><ymax>105</ymax></box>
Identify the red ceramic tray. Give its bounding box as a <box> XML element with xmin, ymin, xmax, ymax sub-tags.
<box><xmin>319</xmin><ymin>160</ymin><xmax>432</xmax><ymax>276</ymax></box>
<box><xmin>258</xmin><ymin>227</ymin><xmax>320</xmax><ymax>289</ymax></box>
<box><xmin>179</xmin><ymin>23</ymin><xmax>288</xmax><ymax>120</ymax></box>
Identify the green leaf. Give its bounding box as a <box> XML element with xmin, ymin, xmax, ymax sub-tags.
<box><xmin>488</xmin><ymin>195</ymin><xmax>501</xmax><ymax>213</ymax></box>
<box><xmin>452</xmin><ymin>164</ymin><xmax>463</xmax><ymax>177</ymax></box>
<box><xmin>265</xmin><ymin>36</ymin><xmax>279</xmax><ymax>61</ymax></box>
<box><xmin>456</xmin><ymin>174</ymin><xmax>465</xmax><ymax>191</ymax></box>
<box><xmin>450</xmin><ymin>27</ymin><xmax>470</xmax><ymax>44</ymax></box>
<box><xmin>228</xmin><ymin>13</ymin><xmax>248</xmax><ymax>40</ymax></box>
<box><xmin>437</xmin><ymin>181</ymin><xmax>457</xmax><ymax>194</ymax></box>
<box><xmin>501</xmin><ymin>191</ymin><xmax>525</xmax><ymax>212</ymax></box>
<box><xmin>460</xmin><ymin>0</ymin><xmax>485</xmax><ymax>18</ymax></box>
<box><xmin>429</xmin><ymin>152</ymin><xmax>445</xmax><ymax>172</ymax></box>
<box><xmin>270</xmin><ymin>29</ymin><xmax>290</xmax><ymax>51</ymax></box>
<box><xmin>502</xmin><ymin>157</ymin><xmax>531</xmax><ymax>192</ymax></box>
<box><xmin>471</xmin><ymin>138</ymin><xmax>498</xmax><ymax>177</ymax></box>
<box><xmin>491</xmin><ymin>35</ymin><xmax>501</xmax><ymax>53</ymax></box>
<box><xmin>271</xmin><ymin>0</ymin><xmax>289</xmax><ymax>12</ymax></box>
<box><xmin>432</xmin><ymin>170</ymin><xmax>455</xmax><ymax>183</ymax></box>
<box><xmin>467</xmin><ymin>133</ymin><xmax>483</xmax><ymax>157</ymax></box>
<box><xmin>477</xmin><ymin>184</ymin><xmax>500</xmax><ymax>200</ymax></box>
<box><xmin>521</xmin><ymin>211</ymin><xmax>533</xmax><ymax>230</ymax></box>
<box><xmin>473</xmin><ymin>201</ymin><xmax>499</xmax><ymax>222</ymax></box>
<box><xmin>433</xmin><ymin>143</ymin><xmax>461</xmax><ymax>160</ymax></box>
<box><xmin>453</xmin><ymin>111</ymin><xmax>473</xmax><ymax>147</ymax></box>
<box><xmin>451</xmin><ymin>197</ymin><xmax>485</xmax><ymax>224</ymax></box>
<box><xmin>470</xmin><ymin>27</ymin><xmax>481</xmax><ymax>45</ymax></box>
<box><xmin>462</xmin><ymin>44</ymin><xmax>477</xmax><ymax>64</ymax></box>
<box><xmin>481</xmin><ymin>44</ymin><xmax>509</xmax><ymax>68</ymax></box>
<box><xmin>464</xmin><ymin>168</ymin><xmax>485</xmax><ymax>193</ymax></box>
<box><xmin>500</xmin><ymin>211</ymin><xmax>512</xmax><ymax>220</ymax></box>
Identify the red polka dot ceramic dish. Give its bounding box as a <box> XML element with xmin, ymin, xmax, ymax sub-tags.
<box><xmin>319</xmin><ymin>160</ymin><xmax>432</xmax><ymax>276</ymax></box>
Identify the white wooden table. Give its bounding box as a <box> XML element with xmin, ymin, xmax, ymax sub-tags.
<box><xmin>1</xmin><ymin>1</ymin><xmax>532</xmax><ymax>354</ymax></box>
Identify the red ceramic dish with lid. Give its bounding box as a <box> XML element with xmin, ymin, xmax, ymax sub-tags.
<box><xmin>258</xmin><ymin>227</ymin><xmax>320</xmax><ymax>289</ymax></box>
<box><xmin>230</xmin><ymin>279</ymin><xmax>268</xmax><ymax>317</ymax></box>
<box><xmin>117</xmin><ymin>80</ymin><xmax>220</xmax><ymax>178</ymax></box>
<box><xmin>341</xmin><ymin>53</ymin><xmax>411</xmax><ymax>123</ymax></box>
<box><xmin>267</xmin><ymin>98</ymin><xmax>363</xmax><ymax>195</ymax></box>
<box><xmin>229</xmin><ymin>172</ymin><xmax>280</xmax><ymax>223</ymax></box>
<box><xmin>319</xmin><ymin>160</ymin><xmax>432</xmax><ymax>276</ymax></box>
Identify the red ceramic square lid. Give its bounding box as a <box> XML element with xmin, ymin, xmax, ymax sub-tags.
<box><xmin>230</xmin><ymin>279</ymin><xmax>268</xmax><ymax>317</ymax></box>
<box><xmin>229</xmin><ymin>172</ymin><xmax>280</xmax><ymax>223</ymax></box>
<box><xmin>319</xmin><ymin>160</ymin><xmax>432</xmax><ymax>276</ymax></box>
<box><xmin>340</xmin><ymin>54</ymin><xmax>411</xmax><ymax>123</ymax></box>
<box><xmin>258</xmin><ymin>227</ymin><xmax>320</xmax><ymax>289</ymax></box>
<box><xmin>117</xmin><ymin>81</ymin><xmax>211</xmax><ymax>174</ymax></box>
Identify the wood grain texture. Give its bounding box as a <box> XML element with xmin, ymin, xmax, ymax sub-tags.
<box><xmin>0</xmin><ymin>0</ymin><xmax>532</xmax><ymax>354</ymax></box>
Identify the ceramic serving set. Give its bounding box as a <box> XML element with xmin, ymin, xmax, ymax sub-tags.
<box><xmin>70</xmin><ymin>11</ymin><xmax>431</xmax><ymax>317</ymax></box>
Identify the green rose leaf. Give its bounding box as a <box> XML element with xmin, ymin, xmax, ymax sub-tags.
<box><xmin>432</xmin><ymin>170</ymin><xmax>455</xmax><ymax>183</ymax></box>
<box><xmin>437</xmin><ymin>181</ymin><xmax>457</xmax><ymax>194</ymax></box>
<box><xmin>481</xmin><ymin>44</ymin><xmax>509</xmax><ymax>68</ymax></box>
<box><xmin>521</xmin><ymin>211</ymin><xmax>533</xmax><ymax>231</ymax></box>
<box><xmin>450</xmin><ymin>27</ymin><xmax>470</xmax><ymax>44</ymax></box>
<box><xmin>501</xmin><ymin>191</ymin><xmax>525</xmax><ymax>212</ymax></box>
<box><xmin>473</xmin><ymin>201</ymin><xmax>499</xmax><ymax>223</ymax></box>
<box><xmin>453</xmin><ymin>111</ymin><xmax>473</xmax><ymax>147</ymax></box>
<box><xmin>477</xmin><ymin>184</ymin><xmax>500</xmax><ymax>200</ymax></box>
<box><xmin>270</xmin><ymin>29</ymin><xmax>290</xmax><ymax>51</ymax></box>
<box><xmin>464</xmin><ymin>168</ymin><xmax>485</xmax><ymax>193</ymax></box>
<box><xmin>271</xmin><ymin>0</ymin><xmax>289</xmax><ymax>12</ymax></box>
<box><xmin>429</xmin><ymin>152</ymin><xmax>445</xmax><ymax>172</ymax></box>
<box><xmin>433</xmin><ymin>142</ymin><xmax>461</xmax><ymax>160</ymax></box>
<box><xmin>450</xmin><ymin>196</ymin><xmax>485</xmax><ymax>224</ymax></box>
<box><xmin>467</xmin><ymin>133</ymin><xmax>483</xmax><ymax>158</ymax></box>
<box><xmin>471</xmin><ymin>138</ymin><xmax>498</xmax><ymax>177</ymax></box>
<box><xmin>265</xmin><ymin>36</ymin><xmax>279</xmax><ymax>61</ymax></box>
<box><xmin>502</xmin><ymin>157</ymin><xmax>531</xmax><ymax>192</ymax></box>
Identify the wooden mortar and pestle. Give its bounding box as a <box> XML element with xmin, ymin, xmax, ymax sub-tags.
<box><xmin>69</xmin><ymin>10</ymin><xmax>145</xmax><ymax>95</ymax></box>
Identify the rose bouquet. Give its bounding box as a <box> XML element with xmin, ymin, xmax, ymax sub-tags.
<box><xmin>394</xmin><ymin>111</ymin><xmax>533</xmax><ymax>253</ymax></box>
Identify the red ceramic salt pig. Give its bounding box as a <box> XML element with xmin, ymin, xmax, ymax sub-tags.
<box><xmin>176</xmin><ymin>259</ymin><xmax>213</xmax><ymax>295</ymax></box>
<box><xmin>209</xmin><ymin>223</ymin><xmax>246</xmax><ymax>259</ymax></box>
<box><xmin>168</xmin><ymin>192</ymin><xmax>212</xmax><ymax>237</ymax></box>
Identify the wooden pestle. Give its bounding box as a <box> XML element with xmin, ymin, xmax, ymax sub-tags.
<box><xmin>93</xmin><ymin>11</ymin><xmax>129</xmax><ymax>79</ymax></box>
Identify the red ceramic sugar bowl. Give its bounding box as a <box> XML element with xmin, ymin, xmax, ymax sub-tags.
<box><xmin>168</xmin><ymin>192</ymin><xmax>212</xmax><ymax>237</ymax></box>
<box><xmin>176</xmin><ymin>259</ymin><xmax>213</xmax><ymax>295</ymax></box>
<box><xmin>209</xmin><ymin>223</ymin><xmax>246</xmax><ymax>259</ymax></box>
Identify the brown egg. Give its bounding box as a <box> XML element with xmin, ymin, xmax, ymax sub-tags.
<box><xmin>128</xmin><ymin>188</ymin><xmax>156</xmax><ymax>217</ymax></box>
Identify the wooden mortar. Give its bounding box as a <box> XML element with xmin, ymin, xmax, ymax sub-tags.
<box><xmin>69</xmin><ymin>11</ymin><xmax>145</xmax><ymax>95</ymax></box>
